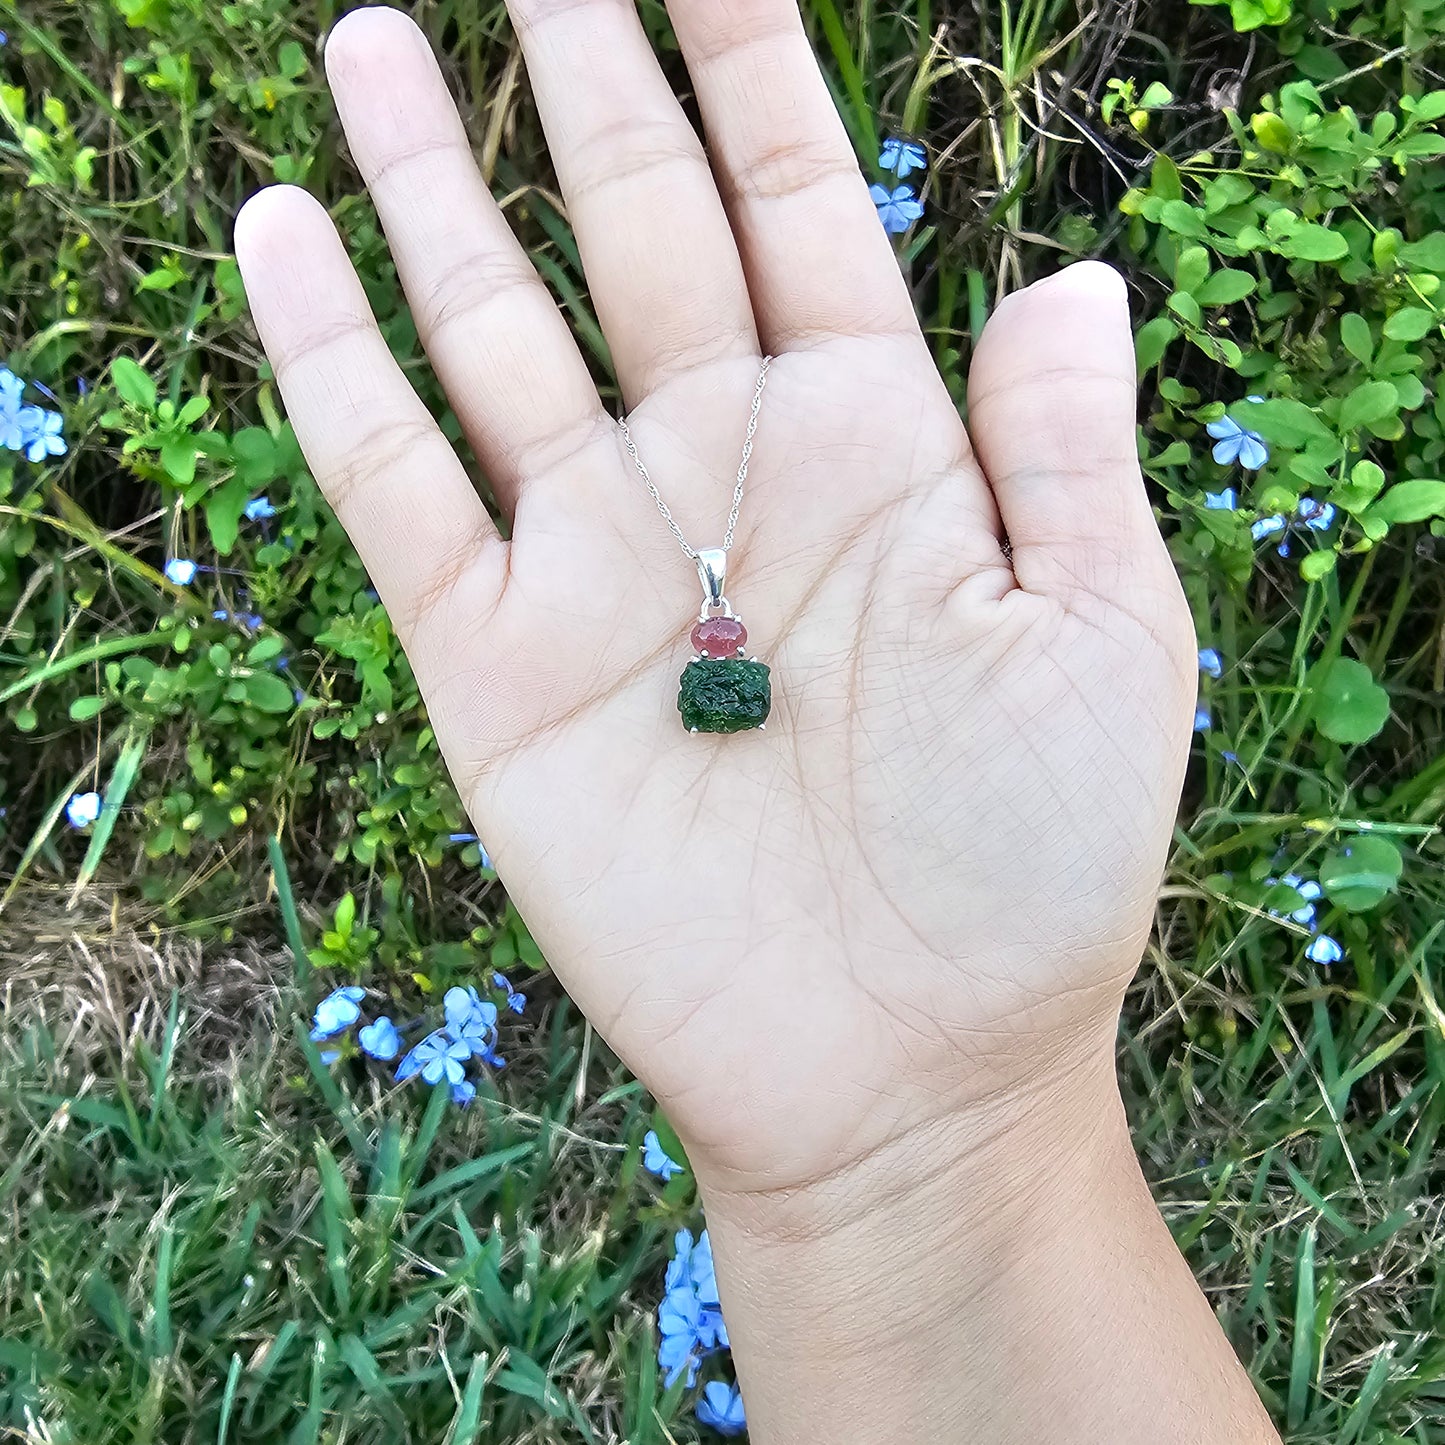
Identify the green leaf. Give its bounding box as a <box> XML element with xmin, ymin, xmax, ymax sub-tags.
<box><xmin>1167</xmin><ymin>291</ymin><xmax>1202</xmax><ymax>327</ymax></box>
<box><xmin>160</xmin><ymin>438</ymin><xmax>197</xmax><ymax>485</ymax></box>
<box><xmin>1383</xmin><ymin>307</ymin><xmax>1437</xmax><ymax>341</ymax></box>
<box><xmin>1370</xmin><ymin>479</ymin><xmax>1445</xmax><ymax>524</ymax></box>
<box><xmin>69</xmin><ymin>695</ymin><xmax>107</xmax><ymax>721</ymax></box>
<box><xmin>1159</xmin><ymin>200</ymin><xmax>1206</xmax><ymax>238</ymax></box>
<box><xmin>1320</xmin><ymin>836</ymin><xmax>1404</xmax><ymax>913</ymax></box>
<box><xmin>204</xmin><ymin>473</ymin><xmax>252</xmax><ymax>555</ymax></box>
<box><xmin>1149</xmin><ymin>152</ymin><xmax>1183</xmax><ymax>202</ymax></box>
<box><xmin>1252</xmin><ymin>112</ymin><xmax>1294</xmax><ymax>152</ymax></box>
<box><xmin>1339</xmin><ymin>313</ymin><xmax>1372</xmax><ymax>365</ymax></box>
<box><xmin>110</xmin><ymin>356</ymin><xmax>156</xmax><ymax>411</ymax></box>
<box><xmin>1195</xmin><ymin>269</ymin><xmax>1256</xmax><ymax>305</ymax></box>
<box><xmin>1174</xmin><ymin>245</ymin><xmax>1210</xmax><ymax>295</ymax></box>
<box><xmin>1399</xmin><ymin>234</ymin><xmax>1445</xmax><ymax>272</ymax></box>
<box><xmin>1307</xmin><ymin>657</ymin><xmax>1391</xmax><ymax>745</ymax></box>
<box><xmin>1299</xmin><ymin>550</ymin><xmax>1336</xmax><ymax>582</ymax></box>
<box><xmin>1235</xmin><ymin>397</ymin><xmax>1335</xmax><ymax>448</ymax></box>
<box><xmin>1281</xmin><ymin>225</ymin><xmax>1349</xmax><ymax>263</ymax></box>
<box><xmin>244</xmin><ymin>672</ymin><xmax>295</xmax><ymax>713</ymax></box>
<box><xmin>1404</xmin><ymin>91</ymin><xmax>1445</xmax><ymax>124</ymax></box>
<box><xmin>1135</xmin><ymin>316</ymin><xmax>1177</xmax><ymax>371</ymax></box>
<box><xmin>1337</xmin><ymin>380</ymin><xmax>1398</xmax><ymax>433</ymax></box>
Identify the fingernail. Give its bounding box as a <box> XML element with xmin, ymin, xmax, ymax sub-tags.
<box><xmin>1036</xmin><ymin>260</ymin><xmax>1128</xmax><ymax>306</ymax></box>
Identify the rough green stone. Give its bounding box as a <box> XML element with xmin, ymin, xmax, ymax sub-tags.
<box><xmin>677</xmin><ymin>658</ymin><xmax>771</xmax><ymax>734</ymax></box>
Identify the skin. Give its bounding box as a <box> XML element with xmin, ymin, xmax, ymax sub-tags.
<box><xmin>234</xmin><ymin>3</ymin><xmax>1284</xmax><ymax>1440</ymax></box>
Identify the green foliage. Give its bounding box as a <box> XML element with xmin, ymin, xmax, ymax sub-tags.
<box><xmin>1193</xmin><ymin>0</ymin><xmax>1294</xmax><ymax>31</ymax></box>
<box><xmin>0</xmin><ymin>994</ymin><xmax>677</xmax><ymax>1443</ymax></box>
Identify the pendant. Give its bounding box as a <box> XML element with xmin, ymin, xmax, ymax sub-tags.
<box><xmin>677</xmin><ymin>548</ymin><xmax>771</xmax><ymax>734</ymax></box>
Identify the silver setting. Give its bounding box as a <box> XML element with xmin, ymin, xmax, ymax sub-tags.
<box><xmin>696</xmin><ymin>547</ymin><xmax>728</xmax><ymax>618</ymax></box>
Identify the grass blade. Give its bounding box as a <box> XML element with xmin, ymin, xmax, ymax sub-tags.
<box><xmin>267</xmin><ymin>834</ymin><xmax>309</xmax><ymax>985</ymax></box>
<box><xmin>216</xmin><ymin>1354</ymin><xmax>243</xmax><ymax>1445</ymax></box>
<box><xmin>68</xmin><ymin>726</ymin><xmax>149</xmax><ymax>905</ymax></box>
<box><xmin>1287</xmin><ymin>1224</ymin><xmax>1318</xmax><ymax>1429</ymax></box>
<box><xmin>445</xmin><ymin>1352</ymin><xmax>490</xmax><ymax>1445</ymax></box>
<box><xmin>338</xmin><ymin>1333</ymin><xmax>407</xmax><ymax>1431</ymax></box>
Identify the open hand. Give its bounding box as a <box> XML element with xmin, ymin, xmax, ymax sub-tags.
<box><xmin>235</xmin><ymin>1</ymin><xmax>1195</xmax><ymax>1214</ymax></box>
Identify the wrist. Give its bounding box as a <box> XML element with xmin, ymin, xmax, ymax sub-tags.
<box><xmin>696</xmin><ymin>1045</ymin><xmax>1280</xmax><ymax>1445</ymax></box>
<box><xmin>695</xmin><ymin>1014</ymin><xmax>1122</xmax><ymax>1245</ymax></box>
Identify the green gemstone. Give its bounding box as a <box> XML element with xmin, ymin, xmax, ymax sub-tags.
<box><xmin>677</xmin><ymin>658</ymin><xmax>772</xmax><ymax>734</ymax></box>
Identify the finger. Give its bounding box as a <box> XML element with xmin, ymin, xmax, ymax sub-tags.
<box><xmin>966</xmin><ymin>263</ymin><xmax>1179</xmax><ymax>611</ymax></box>
<box><xmin>506</xmin><ymin>0</ymin><xmax>758</xmax><ymax>402</ymax></box>
<box><xmin>664</xmin><ymin>0</ymin><xmax>921</xmax><ymax>352</ymax></box>
<box><xmin>234</xmin><ymin>185</ymin><xmax>505</xmax><ymax>651</ymax></box>
<box><xmin>324</xmin><ymin>7</ymin><xmax>607</xmax><ymax>517</ymax></box>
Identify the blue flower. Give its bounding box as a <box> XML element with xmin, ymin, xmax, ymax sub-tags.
<box><xmin>1297</xmin><ymin>497</ymin><xmax>1336</xmax><ymax>531</ymax></box>
<box><xmin>310</xmin><ymin>985</ymin><xmax>366</xmax><ymax>1041</ymax></box>
<box><xmin>643</xmin><ymin>1130</ymin><xmax>684</xmax><ymax>1180</ymax></box>
<box><xmin>319</xmin><ymin>1049</ymin><xmax>341</xmax><ymax>1065</ymax></box>
<box><xmin>1203</xmin><ymin>488</ymin><xmax>1237</xmax><ymax>510</ymax></box>
<box><xmin>689</xmin><ymin>1229</ymin><xmax>719</xmax><ymax>1307</ymax></box>
<box><xmin>395</xmin><ymin>1029</ymin><xmax>473</xmax><ymax>1085</ymax></box>
<box><xmin>665</xmin><ymin>1229</ymin><xmax>695</xmax><ymax>1294</ymax></box>
<box><xmin>0</xmin><ymin>368</ymin><xmax>30</xmax><ymax>451</ymax></box>
<box><xmin>358</xmin><ymin>1015</ymin><xmax>402</xmax><ymax>1060</ymax></box>
<box><xmin>1268</xmin><ymin>873</ymin><xmax>1323</xmax><ymax>927</ymax></box>
<box><xmin>1198</xmin><ymin>648</ymin><xmax>1223</xmax><ymax>679</ymax></box>
<box><xmin>65</xmin><ymin>790</ymin><xmax>102</xmax><ymax>829</ymax></box>
<box><xmin>1306</xmin><ymin>933</ymin><xmax>1343</xmax><ymax>966</ymax></box>
<box><xmin>444</xmin><ymin>986</ymin><xmax>498</xmax><ymax>1049</ymax></box>
<box><xmin>1193</xmin><ymin>706</ymin><xmax>1211</xmax><ymax>732</ymax></box>
<box><xmin>23</xmin><ymin>409</ymin><xmax>66</xmax><ymax>462</ymax></box>
<box><xmin>1251</xmin><ymin>515</ymin><xmax>1287</xmax><ymax>542</ymax></box>
<box><xmin>492</xmin><ymin>970</ymin><xmax>526</xmax><ymax>1013</ymax></box>
<box><xmin>658</xmin><ymin>1287</ymin><xmax>705</xmax><ymax>1387</ymax></box>
<box><xmin>451</xmin><ymin>1079</ymin><xmax>477</xmax><ymax>1106</ymax></box>
<box><xmin>420</xmin><ymin>1034</ymin><xmax>472</xmax><ymax>1085</ymax></box>
<box><xmin>697</xmin><ymin>1381</ymin><xmax>747</xmax><ymax>1436</ymax></box>
<box><xmin>657</xmin><ymin>1228</ymin><xmax>727</xmax><ymax>1386</ymax></box>
<box><xmin>243</xmin><ymin>495</ymin><xmax>278</xmax><ymax>521</ymax></box>
<box><xmin>879</xmin><ymin>137</ymin><xmax>927</xmax><ymax>178</ymax></box>
<box><xmin>1207</xmin><ymin>414</ymin><xmax>1269</xmax><ymax>470</ymax></box>
<box><xmin>164</xmin><ymin>558</ymin><xmax>198</xmax><ymax>585</ymax></box>
<box><xmin>869</xmin><ymin>183</ymin><xmax>924</xmax><ymax>234</ymax></box>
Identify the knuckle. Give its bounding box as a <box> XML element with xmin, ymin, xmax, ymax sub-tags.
<box><xmin>326</xmin><ymin>414</ymin><xmax>441</xmax><ymax>516</ymax></box>
<box><xmin>726</xmin><ymin>136</ymin><xmax>859</xmax><ymax>204</ymax></box>
<box><xmin>415</xmin><ymin>249</ymin><xmax>543</xmax><ymax>347</ymax></box>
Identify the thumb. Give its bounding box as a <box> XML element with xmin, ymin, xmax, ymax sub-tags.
<box><xmin>966</xmin><ymin>261</ymin><xmax>1180</xmax><ymax>616</ymax></box>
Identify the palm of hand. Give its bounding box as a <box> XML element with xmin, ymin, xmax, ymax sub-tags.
<box><xmin>236</xmin><ymin>4</ymin><xmax>1195</xmax><ymax>1198</ymax></box>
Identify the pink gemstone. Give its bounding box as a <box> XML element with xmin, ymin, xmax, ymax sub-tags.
<box><xmin>691</xmin><ymin>616</ymin><xmax>747</xmax><ymax>658</ymax></box>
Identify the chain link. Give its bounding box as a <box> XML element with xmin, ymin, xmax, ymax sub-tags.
<box><xmin>617</xmin><ymin>356</ymin><xmax>771</xmax><ymax>562</ymax></box>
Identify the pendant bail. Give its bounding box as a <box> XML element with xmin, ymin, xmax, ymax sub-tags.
<box><xmin>696</xmin><ymin>547</ymin><xmax>728</xmax><ymax>615</ymax></box>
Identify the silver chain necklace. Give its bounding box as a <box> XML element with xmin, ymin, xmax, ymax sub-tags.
<box><xmin>618</xmin><ymin>356</ymin><xmax>774</xmax><ymax>735</ymax></box>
